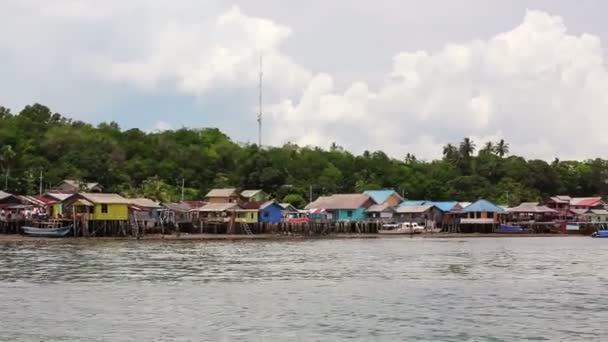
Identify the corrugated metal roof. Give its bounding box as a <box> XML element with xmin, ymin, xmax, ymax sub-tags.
<box><xmin>241</xmin><ymin>190</ymin><xmax>264</xmax><ymax>198</ymax></box>
<box><xmin>398</xmin><ymin>200</ymin><xmax>426</xmax><ymax>207</ymax></box>
<box><xmin>305</xmin><ymin>194</ymin><xmax>371</xmax><ymax>210</ymax></box>
<box><xmin>44</xmin><ymin>192</ymin><xmax>72</xmax><ymax>201</ymax></box>
<box><xmin>205</xmin><ymin>188</ymin><xmax>238</xmax><ymax>198</ymax></box>
<box><xmin>279</xmin><ymin>203</ymin><xmax>299</xmax><ymax>212</ymax></box>
<box><xmin>458</xmin><ymin>202</ymin><xmax>472</xmax><ymax>209</ymax></box>
<box><xmin>195</xmin><ymin>202</ymin><xmax>239</xmax><ymax>212</ymax></box>
<box><xmin>591</xmin><ymin>209</ymin><xmax>608</xmax><ymax>215</ymax></box>
<box><xmin>0</xmin><ymin>190</ymin><xmax>14</xmax><ymax>200</ymax></box>
<box><xmin>364</xmin><ymin>190</ymin><xmax>400</xmax><ymax>204</ymax></box>
<box><xmin>129</xmin><ymin>198</ymin><xmax>161</xmax><ymax>208</ymax></box>
<box><xmin>395</xmin><ymin>204</ymin><xmax>436</xmax><ymax>214</ymax></box>
<box><xmin>162</xmin><ymin>202</ymin><xmax>192</xmax><ymax>212</ymax></box>
<box><xmin>571</xmin><ymin>197</ymin><xmax>602</xmax><ymax>207</ymax></box>
<box><xmin>426</xmin><ymin>201</ymin><xmax>459</xmax><ymax>212</ymax></box>
<box><xmin>550</xmin><ymin>196</ymin><xmax>571</xmax><ymax>203</ymax></box>
<box><xmin>570</xmin><ymin>208</ymin><xmax>589</xmax><ymax>216</ymax></box>
<box><xmin>461</xmin><ymin>199</ymin><xmax>505</xmax><ymax>213</ymax></box>
<box><xmin>508</xmin><ymin>202</ymin><xmax>556</xmax><ymax>213</ymax></box>
<box><xmin>19</xmin><ymin>195</ymin><xmax>48</xmax><ymax>206</ymax></box>
<box><xmin>80</xmin><ymin>193</ymin><xmax>130</xmax><ymax>204</ymax></box>
<box><xmin>366</xmin><ymin>204</ymin><xmax>395</xmax><ymax>213</ymax></box>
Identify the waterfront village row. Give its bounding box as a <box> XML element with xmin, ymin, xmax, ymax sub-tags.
<box><xmin>1</xmin><ymin>180</ymin><xmax>607</xmax><ymax>234</ymax></box>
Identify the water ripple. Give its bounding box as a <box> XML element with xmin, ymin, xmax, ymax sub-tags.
<box><xmin>1</xmin><ymin>237</ymin><xmax>607</xmax><ymax>341</ymax></box>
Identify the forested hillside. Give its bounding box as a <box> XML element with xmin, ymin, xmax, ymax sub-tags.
<box><xmin>1</xmin><ymin>103</ymin><xmax>607</xmax><ymax>207</ymax></box>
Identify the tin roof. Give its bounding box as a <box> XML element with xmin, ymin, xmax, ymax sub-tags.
<box><xmin>570</xmin><ymin>208</ymin><xmax>589</xmax><ymax>216</ymax></box>
<box><xmin>305</xmin><ymin>194</ymin><xmax>371</xmax><ymax>210</ymax></box>
<box><xmin>240</xmin><ymin>190</ymin><xmax>264</xmax><ymax>198</ymax></box>
<box><xmin>461</xmin><ymin>199</ymin><xmax>505</xmax><ymax>213</ymax></box>
<box><xmin>425</xmin><ymin>201</ymin><xmax>459</xmax><ymax>212</ymax></box>
<box><xmin>395</xmin><ymin>204</ymin><xmax>436</xmax><ymax>214</ymax></box>
<box><xmin>79</xmin><ymin>193</ymin><xmax>131</xmax><ymax>204</ymax></box>
<box><xmin>44</xmin><ymin>192</ymin><xmax>72</xmax><ymax>202</ymax></box>
<box><xmin>0</xmin><ymin>190</ymin><xmax>15</xmax><ymax>201</ymax></box>
<box><xmin>195</xmin><ymin>202</ymin><xmax>239</xmax><ymax>212</ymax></box>
<box><xmin>364</xmin><ymin>190</ymin><xmax>401</xmax><ymax>204</ymax></box>
<box><xmin>162</xmin><ymin>202</ymin><xmax>192</xmax><ymax>212</ymax></box>
<box><xmin>366</xmin><ymin>204</ymin><xmax>395</xmax><ymax>213</ymax></box>
<box><xmin>549</xmin><ymin>196</ymin><xmax>572</xmax><ymax>204</ymax></box>
<box><xmin>205</xmin><ymin>188</ymin><xmax>238</xmax><ymax>198</ymax></box>
<box><xmin>129</xmin><ymin>198</ymin><xmax>161</xmax><ymax>209</ymax></box>
<box><xmin>398</xmin><ymin>200</ymin><xmax>426</xmax><ymax>207</ymax></box>
<box><xmin>571</xmin><ymin>197</ymin><xmax>603</xmax><ymax>207</ymax></box>
<box><xmin>279</xmin><ymin>203</ymin><xmax>299</xmax><ymax>212</ymax></box>
<box><xmin>508</xmin><ymin>202</ymin><xmax>557</xmax><ymax>213</ymax></box>
<box><xmin>591</xmin><ymin>209</ymin><xmax>608</xmax><ymax>215</ymax></box>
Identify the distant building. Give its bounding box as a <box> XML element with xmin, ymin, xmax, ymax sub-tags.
<box><xmin>240</xmin><ymin>200</ymin><xmax>284</xmax><ymax>223</ymax></box>
<box><xmin>305</xmin><ymin>194</ymin><xmax>374</xmax><ymax>221</ymax></box>
<box><xmin>51</xmin><ymin>180</ymin><xmax>102</xmax><ymax>194</ymax></box>
<box><xmin>63</xmin><ymin>193</ymin><xmax>130</xmax><ymax>221</ymax></box>
<box><xmin>0</xmin><ymin>191</ymin><xmax>22</xmax><ymax>207</ymax></box>
<box><xmin>395</xmin><ymin>204</ymin><xmax>443</xmax><ymax>226</ymax></box>
<box><xmin>193</xmin><ymin>202</ymin><xmax>239</xmax><ymax>222</ymax></box>
<box><xmin>364</xmin><ymin>189</ymin><xmax>403</xmax><ymax>206</ymax></box>
<box><xmin>204</xmin><ymin>188</ymin><xmax>240</xmax><ymax>203</ymax></box>
<box><xmin>129</xmin><ymin>198</ymin><xmax>162</xmax><ymax>225</ymax></box>
<box><xmin>240</xmin><ymin>190</ymin><xmax>269</xmax><ymax>202</ymax></box>
<box><xmin>546</xmin><ymin>196</ymin><xmax>605</xmax><ymax>219</ymax></box>
<box><xmin>365</xmin><ymin>204</ymin><xmax>395</xmax><ymax>221</ymax></box>
<box><xmin>460</xmin><ymin>199</ymin><xmax>505</xmax><ymax>224</ymax></box>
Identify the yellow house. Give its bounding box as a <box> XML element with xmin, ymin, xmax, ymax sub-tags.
<box><xmin>42</xmin><ymin>192</ymin><xmax>72</xmax><ymax>218</ymax></box>
<box><xmin>64</xmin><ymin>193</ymin><xmax>130</xmax><ymax>221</ymax></box>
<box><xmin>235</xmin><ymin>209</ymin><xmax>258</xmax><ymax>223</ymax></box>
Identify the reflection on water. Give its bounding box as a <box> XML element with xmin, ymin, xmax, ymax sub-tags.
<box><xmin>1</xmin><ymin>237</ymin><xmax>608</xmax><ymax>341</ymax></box>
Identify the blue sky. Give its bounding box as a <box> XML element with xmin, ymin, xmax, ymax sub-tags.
<box><xmin>1</xmin><ymin>0</ymin><xmax>608</xmax><ymax>159</ymax></box>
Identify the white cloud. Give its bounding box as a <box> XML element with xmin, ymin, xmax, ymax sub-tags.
<box><xmin>268</xmin><ymin>10</ymin><xmax>608</xmax><ymax>160</ymax></box>
<box><xmin>152</xmin><ymin>121</ymin><xmax>173</xmax><ymax>132</ymax></box>
<box><xmin>1</xmin><ymin>3</ymin><xmax>608</xmax><ymax>161</ymax></box>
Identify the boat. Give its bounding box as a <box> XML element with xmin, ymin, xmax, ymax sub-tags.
<box><xmin>22</xmin><ymin>224</ymin><xmax>73</xmax><ymax>237</ymax></box>
<box><xmin>591</xmin><ymin>230</ymin><xmax>608</xmax><ymax>238</ymax></box>
<box><xmin>498</xmin><ymin>224</ymin><xmax>524</xmax><ymax>233</ymax></box>
<box><xmin>379</xmin><ymin>222</ymin><xmax>429</xmax><ymax>235</ymax></box>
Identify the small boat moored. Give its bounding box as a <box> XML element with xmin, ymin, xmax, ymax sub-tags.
<box><xmin>22</xmin><ymin>222</ymin><xmax>73</xmax><ymax>238</ymax></box>
<box><xmin>498</xmin><ymin>224</ymin><xmax>524</xmax><ymax>233</ymax></box>
<box><xmin>591</xmin><ymin>230</ymin><xmax>608</xmax><ymax>238</ymax></box>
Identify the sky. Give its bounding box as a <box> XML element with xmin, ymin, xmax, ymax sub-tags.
<box><xmin>1</xmin><ymin>0</ymin><xmax>608</xmax><ymax>160</ymax></box>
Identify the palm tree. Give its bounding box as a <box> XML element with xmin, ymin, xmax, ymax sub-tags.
<box><xmin>481</xmin><ymin>141</ymin><xmax>495</xmax><ymax>155</ymax></box>
<box><xmin>0</xmin><ymin>145</ymin><xmax>16</xmax><ymax>190</ymax></box>
<box><xmin>442</xmin><ymin>143</ymin><xmax>459</xmax><ymax>161</ymax></box>
<box><xmin>494</xmin><ymin>139</ymin><xmax>510</xmax><ymax>157</ymax></box>
<box><xmin>459</xmin><ymin>138</ymin><xmax>476</xmax><ymax>158</ymax></box>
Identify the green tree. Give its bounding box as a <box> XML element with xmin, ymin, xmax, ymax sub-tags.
<box><xmin>283</xmin><ymin>194</ymin><xmax>306</xmax><ymax>208</ymax></box>
<box><xmin>494</xmin><ymin>139</ymin><xmax>510</xmax><ymax>157</ymax></box>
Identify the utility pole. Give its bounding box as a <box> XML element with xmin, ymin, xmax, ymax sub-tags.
<box><xmin>309</xmin><ymin>185</ymin><xmax>313</xmax><ymax>203</ymax></box>
<box><xmin>4</xmin><ymin>167</ymin><xmax>8</xmax><ymax>191</ymax></box>
<box><xmin>257</xmin><ymin>53</ymin><xmax>263</xmax><ymax>148</ymax></box>
<box><xmin>39</xmin><ymin>169</ymin><xmax>43</xmax><ymax>195</ymax></box>
<box><xmin>181</xmin><ymin>178</ymin><xmax>185</xmax><ymax>202</ymax></box>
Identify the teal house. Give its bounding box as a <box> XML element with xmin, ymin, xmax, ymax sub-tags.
<box><xmin>305</xmin><ymin>194</ymin><xmax>374</xmax><ymax>221</ymax></box>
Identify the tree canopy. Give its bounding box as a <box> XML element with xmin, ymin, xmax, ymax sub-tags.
<box><xmin>1</xmin><ymin>103</ymin><xmax>606</xmax><ymax>205</ymax></box>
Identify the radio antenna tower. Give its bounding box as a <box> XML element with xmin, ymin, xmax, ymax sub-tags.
<box><xmin>257</xmin><ymin>54</ymin><xmax>263</xmax><ymax>147</ymax></box>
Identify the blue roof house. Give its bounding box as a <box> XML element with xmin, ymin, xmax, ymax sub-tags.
<box><xmin>461</xmin><ymin>199</ymin><xmax>505</xmax><ymax>224</ymax></box>
<box><xmin>258</xmin><ymin>201</ymin><xmax>284</xmax><ymax>223</ymax></box>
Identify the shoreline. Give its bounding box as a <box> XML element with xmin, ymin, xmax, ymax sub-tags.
<box><xmin>0</xmin><ymin>232</ymin><xmax>588</xmax><ymax>243</ymax></box>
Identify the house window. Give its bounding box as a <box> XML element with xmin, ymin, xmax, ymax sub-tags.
<box><xmin>250</xmin><ymin>213</ymin><xmax>254</xmax><ymax>219</ymax></box>
<box><xmin>264</xmin><ymin>212</ymin><xmax>269</xmax><ymax>218</ymax></box>
<box><xmin>101</xmin><ymin>204</ymin><xmax>108</xmax><ymax>214</ymax></box>
<box><xmin>347</xmin><ymin>210</ymin><xmax>353</xmax><ymax>218</ymax></box>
